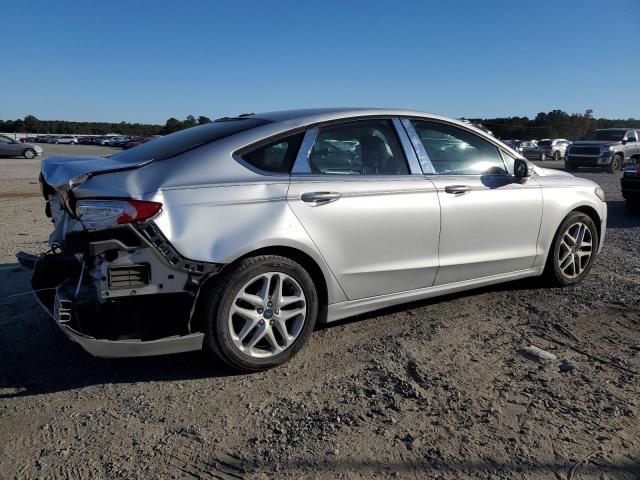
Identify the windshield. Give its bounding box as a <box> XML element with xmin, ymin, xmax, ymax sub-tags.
<box><xmin>109</xmin><ymin>118</ymin><xmax>269</xmax><ymax>163</ymax></box>
<box><xmin>586</xmin><ymin>130</ymin><xmax>626</xmax><ymax>141</ymax></box>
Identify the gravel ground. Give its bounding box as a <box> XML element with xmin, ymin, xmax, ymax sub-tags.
<box><xmin>0</xmin><ymin>148</ymin><xmax>638</xmax><ymax>479</ymax></box>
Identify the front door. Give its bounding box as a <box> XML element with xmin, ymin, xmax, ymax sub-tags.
<box><xmin>405</xmin><ymin>119</ymin><xmax>543</xmax><ymax>285</ymax></box>
<box><xmin>287</xmin><ymin>119</ymin><xmax>441</xmax><ymax>300</ymax></box>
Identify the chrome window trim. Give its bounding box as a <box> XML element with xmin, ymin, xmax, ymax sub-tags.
<box><xmin>392</xmin><ymin>118</ymin><xmax>422</xmax><ymax>175</ymax></box>
<box><xmin>291</xmin><ymin>128</ymin><xmax>318</xmax><ymax>174</ymax></box>
<box><xmin>400</xmin><ymin>118</ymin><xmax>435</xmax><ymax>174</ymax></box>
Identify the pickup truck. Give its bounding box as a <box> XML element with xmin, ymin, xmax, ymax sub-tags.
<box><xmin>565</xmin><ymin>128</ymin><xmax>640</xmax><ymax>173</ymax></box>
<box><xmin>621</xmin><ymin>161</ymin><xmax>640</xmax><ymax>211</ymax></box>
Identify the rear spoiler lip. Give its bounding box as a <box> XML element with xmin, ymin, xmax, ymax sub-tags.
<box><xmin>41</xmin><ymin>156</ymin><xmax>154</xmax><ymax>192</ymax></box>
<box><xmin>66</xmin><ymin>159</ymin><xmax>155</xmax><ymax>190</ymax></box>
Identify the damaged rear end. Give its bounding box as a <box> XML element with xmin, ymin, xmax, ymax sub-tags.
<box><xmin>20</xmin><ymin>154</ymin><xmax>220</xmax><ymax>357</ymax></box>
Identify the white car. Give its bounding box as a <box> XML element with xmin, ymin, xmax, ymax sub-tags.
<box><xmin>55</xmin><ymin>136</ymin><xmax>78</xmax><ymax>145</ymax></box>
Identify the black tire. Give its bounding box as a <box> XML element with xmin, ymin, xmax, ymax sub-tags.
<box><xmin>204</xmin><ymin>255</ymin><xmax>318</xmax><ymax>371</ymax></box>
<box><xmin>553</xmin><ymin>150</ymin><xmax>561</xmax><ymax>161</ymax></box>
<box><xmin>23</xmin><ymin>148</ymin><xmax>36</xmax><ymax>159</ymax></box>
<box><xmin>565</xmin><ymin>161</ymin><xmax>577</xmax><ymax>172</ymax></box>
<box><xmin>607</xmin><ymin>154</ymin><xmax>622</xmax><ymax>173</ymax></box>
<box><xmin>543</xmin><ymin>211</ymin><xmax>599</xmax><ymax>287</ymax></box>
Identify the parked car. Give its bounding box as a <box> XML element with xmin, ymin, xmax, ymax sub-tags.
<box><xmin>519</xmin><ymin>141</ymin><xmax>543</xmax><ymax>161</ymax></box>
<box><xmin>112</xmin><ymin>136</ymin><xmax>135</xmax><ymax>148</ymax></box>
<box><xmin>502</xmin><ymin>140</ymin><xmax>523</xmax><ymax>152</ymax></box>
<box><xmin>22</xmin><ymin>108</ymin><xmax>606</xmax><ymax>371</ymax></box>
<box><xmin>566</xmin><ymin>129</ymin><xmax>640</xmax><ymax>173</ymax></box>
<box><xmin>54</xmin><ymin>136</ymin><xmax>79</xmax><ymax>145</ymax></box>
<box><xmin>124</xmin><ymin>136</ymin><xmax>154</xmax><ymax>149</ymax></box>
<box><xmin>621</xmin><ymin>160</ymin><xmax>640</xmax><ymax>211</ymax></box>
<box><xmin>537</xmin><ymin>139</ymin><xmax>570</xmax><ymax>161</ymax></box>
<box><xmin>21</xmin><ymin>136</ymin><xmax>38</xmax><ymax>143</ymax></box>
<box><xmin>98</xmin><ymin>136</ymin><xmax>118</xmax><ymax>145</ymax></box>
<box><xmin>78</xmin><ymin>136</ymin><xmax>97</xmax><ymax>145</ymax></box>
<box><xmin>0</xmin><ymin>134</ymin><xmax>44</xmax><ymax>159</ymax></box>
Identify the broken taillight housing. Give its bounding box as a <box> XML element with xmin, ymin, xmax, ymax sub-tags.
<box><xmin>75</xmin><ymin>199</ymin><xmax>162</xmax><ymax>231</ymax></box>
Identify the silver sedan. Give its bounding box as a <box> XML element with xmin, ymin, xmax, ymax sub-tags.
<box><xmin>0</xmin><ymin>135</ymin><xmax>44</xmax><ymax>158</ymax></box>
<box><xmin>24</xmin><ymin>108</ymin><xmax>606</xmax><ymax>371</ymax></box>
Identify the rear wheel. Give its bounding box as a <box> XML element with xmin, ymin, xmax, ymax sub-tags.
<box><xmin>23</xmin><ymin>148</ymin><xmax>36</xmax><ymax>159</ymax></box>
<box><xmin>544</xmin><ymin>212</ymin><xmax>598</xmax><ymax>286</ymax></box>
<box><xmin>204</xmin><ymin>255</ymin><xmax>318</xmax><ymax>371</ymax></box>
<box><xmin>607</xmin><ymin>154</ymin><xmax>622</xmax><ymax>173</ymax></box>
<box><xmin>553</xmin><ymin>150</ymin><xmax>561</xmax><ymax>161</ymax></box>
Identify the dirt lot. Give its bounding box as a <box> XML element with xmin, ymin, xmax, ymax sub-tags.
<box><xmin>0</xmin><ymin>145</ymin><xmax>638</xmax><ymax>479</ymax></box>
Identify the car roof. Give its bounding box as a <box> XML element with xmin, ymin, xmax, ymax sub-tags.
<box><xmin>247</xmin><ymin>108</ymin><xmax>473</xmax><ymax>129</ymax></box>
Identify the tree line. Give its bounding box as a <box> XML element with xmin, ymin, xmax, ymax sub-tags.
<box><xmin>1</xmin><ymin>110</ymin><xmax>638</xmax><ymax>140</ymax></box>
<box><xmin>469</xmin><ymin>109</ymin><xmax>640</xmax><ymax>140</ymax></box>
<box><xmin>0</xmin><ymin>114</ymin><xmax>213</xmax><ymax>136</ymax></box>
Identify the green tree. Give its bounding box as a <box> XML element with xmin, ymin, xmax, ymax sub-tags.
<box><xmin>23</xmin><ymin>115</ymin><xmax>40</xmax><ymax>133</ymax></box>
<box><xmin>162</xmin><ymin>117</ymin><xmax>183</xmax><ymax>134</ymax></box>
<box><xmin>197</xmin><ymin>115</ymin><xmax>212</xmax><ymax>125</ymax></box>
<box><xmin>182</xmin><ymin>115</ymin><xmax>197</xmax><ymax>129</ymax></box>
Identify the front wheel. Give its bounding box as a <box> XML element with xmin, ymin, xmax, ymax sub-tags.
<box><xmin>204</xmin><ymin>255</ymin><xmax>318</xmax><ymax>371</ymax></box>
<box><xmin>544</xmin><ymin>212</ymin><xmax>599</xmax><ymax>286</ymax></box>
<box><xmin>606</xmin><ymin>154</ymin><xmax>623</xmax><ymax>173</ymax></box>
<box><xmin>23</xmin><ymin>148</ymin><xmax>36</xmax><ymax>159</ymax></box>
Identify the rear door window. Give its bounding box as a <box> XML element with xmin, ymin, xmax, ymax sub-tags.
<box><xmin>308</xmin><ymin>120</ymin><xmax>409</xmax><ymax>175</ymax></box>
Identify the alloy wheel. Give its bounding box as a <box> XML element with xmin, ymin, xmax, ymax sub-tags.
<box><xmin>228</xmin><ymin>272</ymin><xmax>306</xmax><ymax>358</ymax></box>
<box><xmin>557</xmin><ymin>222</ymin><xmax>593</xmax><ymax>278</ymax></box>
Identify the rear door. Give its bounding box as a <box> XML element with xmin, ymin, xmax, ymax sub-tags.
<box><xmin>403</xmin><ymin>119</ymin><xmax>543</xmax><ymax>285</ymax></box>
<box><xmin>287</xmin><ymin>118</ymin><xmax>441</xmax><ymax>300</ymax></box>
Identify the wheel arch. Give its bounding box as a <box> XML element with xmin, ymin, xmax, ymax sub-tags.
<box><xmin>232</xmin><ymin>245</ymin><xmax>329</xmax><ymax>316</ymax></box>
<box><xmin>572</xmin><ymin>205</ymin><xmax>602</xmax><ymax>243</ymax></box>
<box><xmin>537</xmin><ymin>200</ymin><xmax>604</xmax><ymax>271</ymax></box>
<box><xmin>191</xmin><ymin>244</ymin><xmax>336</xmax><ymax>333</ymax></box>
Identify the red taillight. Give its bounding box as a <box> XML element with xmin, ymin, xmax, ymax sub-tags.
<box><xmin>116</xmin><ymin>199</ymin><xmax>163</xmax><ymax>224</ymax></box>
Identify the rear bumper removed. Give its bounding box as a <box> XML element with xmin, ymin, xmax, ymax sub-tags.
<box><xmin>18</xmin><ymin>247</ymin><xmax>206</xmax><ymax>358</ymax></box>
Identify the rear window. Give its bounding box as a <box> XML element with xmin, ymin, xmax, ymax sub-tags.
<box><xmin>109</xmin><ymin>118</ymin><xmax>269</xmax><ymax>163</ymax></box>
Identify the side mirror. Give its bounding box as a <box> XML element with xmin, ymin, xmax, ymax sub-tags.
<box><xmin>514</xmin><ymin>158</ymin><xmax>532</xmax><ymax>178</ymax></box>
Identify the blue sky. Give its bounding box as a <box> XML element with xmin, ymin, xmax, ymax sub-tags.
<box><xmin>2</xmin><ymin>0</ymin><xmax>638</xmax><ymax>123</ymax></box>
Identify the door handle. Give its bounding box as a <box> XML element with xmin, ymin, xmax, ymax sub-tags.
<box><xmin>301</xmin><ymin>191</ymin><xmax>342</xmax><ymax>205</ymax></box>
<box><xmin>444</xmin><ymin>185</ymin><xmax>472</xmax><ymax>194</ymax></box>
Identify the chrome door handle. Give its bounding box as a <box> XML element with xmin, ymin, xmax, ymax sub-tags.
<box><xmin>444</xmin><ymin>185</ymin><xmax>471</xmax><ymax>194</ymax></box>
<box><xmin>301</xmin><ymin>191</ymin><xmax>342</xmax><ymax>205</ymax></box>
